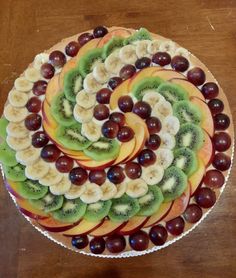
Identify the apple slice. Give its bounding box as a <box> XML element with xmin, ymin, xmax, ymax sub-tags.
<box><xmin>97</xmin><ymin>28</ymin><xmax>132</xmax><ymax>47</ymax></box>
<box><xmin>37</xmin><ymin>217</ymin><xmax>78</xmax><ymax>233</ymax></box>
<box><xmin>163</xmin><ymin>184</ymin><xmax>191</xmax><ymax>222</ymax></box>
<box><xmin>170</xmin><ymin>78</ymin><xmax>205</xmax><ymax>101</ymax></box>
<box><xmin>42</xmin><ymin>100</ymin><xmax>58</xmax><ymax>129</ymax></box>
<box><xmin>119</xmin><ymin>216</ymin><xmax>148</xmax><ymax>235</ymax></box>
<box><xmin>5</xmin><ymin>179</ymin><xmax>23</xmax><ymax>200</ymax></box>
<box><xmin>63</xmin><ymin>219</ymin><xmax>103</xmax><ymax>236</ymax></box>
<box><xmin>89</xmin><ymin>219</ymin><xmax>126</xmax><ymax>237</ymax></box>
<box><xmin>110</xmin><ymin>79</ymin><xmax>130</xmax><ymax>110</ymax></box>
<box><xmin>198</xmin><ymin>131</ymin><xmax>214</xmax><ymax>167</ymax></box>
<box><xmin>58</xmin><ymin>58</ymin><xmax>77</xmax><ymax>89</ymax></box>
<box><xmin>144</xmin><ymin>202</ymin><xmax>173</xmax><ymax>228</ymax></box>
<box><xmin>76</xmin><ymin>158</ymin><xmax>116</xmax><ymax>170</ymax></box>
<box><xmin>189</xmin><ymin>158</ymin><xmax>205</xmax><ymax>196</ymax></box>
<box><xmin>151</xmin><ymin>69</ymin><xmax>186</xmax><ymax>80</ymax></box>
<box><xmin>16</xmin><ymin>199</ymin><xmax>49</xmax><ymax>220</ymax></box>
<box><xmin>191</xmin><ymin>97</ymin><xmax>214</xmax><ymax>137</ymax></box>
<box><xmin>113</xmin><ymin>138</ymin><xmax>136</xmax><ymax>165</ymax></box>
<box><xmin>45</xmin><ymin>74</ymin><xmax>60</xmax><ymax>105</ymax></box>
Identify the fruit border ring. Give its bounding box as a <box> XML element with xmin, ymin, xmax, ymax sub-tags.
<box><xmin>0</xmin><ymin>26</ymin><xmax>234</xmax><ymax>257</ymax></box>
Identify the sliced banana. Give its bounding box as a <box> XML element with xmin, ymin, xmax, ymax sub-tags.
<box><xmin>24</xmin><ymin>68</ymin><xmax>41</xmax><ymax>82</ymax></box>
<box><xmin>4</xmin><ymin>104</ymin><xmax>28</xmax><ymax>122</ymax></box>
<box><xmin>126</xmin><ymin>179</ymin><xmax>148</xmax><ymax>198</ymax></box>
<box><xmin>6</xmin><ymin>121</ymin><xmax>29</xmax><ymax>138</ymax></box>
<box><xmin>33</xmin><ymin>53</ymin><xmax>49</xmax><ymax>69</ymax></box>
<box><xmin>6</xmin><ymin>135</ymin><xmax>31</xmax><ymax>151</ymax></box>
<box><xmin>14</xmin><ymin>77</ymin><xmax>33</xmax><ymax>92</ymax></box>
<box><xmin>73</xmin><ymin>104</ymin><xmax>93</xmax><ymax>123</ymax></box>
<box><xmin>8</xmin><ymin>89</ymin><xmax>28</xmax><ymax>107</ymax></box>
<box><xmin>81</xmin><ymin>121</ymin><xmax>101</xmax><ymax>142</ymax></box>
<box><xmin>175</xmin><ymin>47</ymin><xmax>189</xmax><ymax>58</ymax></box>
<box><xmin>159</xmin><ymin>132</ymin><xmax>176</xmax><ymax>150</ymax></box>
<box><xmin>152</xmin><ymin>100</ymin><xmax>173</xmax><ymax>119</ymax></box>
<box><xmin>142</xmin><ymin>165</ymin><xmax>164</xmax><ymax>185</ymax></box>
<box><xmin>119</xmin><ymin>45</ymin><xmax>138</xmax><ymax>64</ymax></box>
<box><xmin>16</xmin><ymin>146</ymin><xmax>40</xmax><ymax>165</ymax></box>
<box><xmin>162</xmin><ymin>115</ymin><xmax>180</xmax><ymax>135</ymax></box>
<box><xmin>93</xmin><ymin>63</ymin><xmax>110</xmax><ymax>84</ymax></box>
<box><xmin>105</xmin><ymin>52</ymin><xmax>124</xmax><ymax>75</ymax></box>
<box><xmin>100</xmin><ymin>182</ymin><xmax>117</xmax><ymax>201</ymax></box>
<box><xmin>83</xmin><ymin>73</ymin><xmax>102</xmax><ymax>94</ymax></box>
<box><xmin>25</xmin><ymin>159</ymin><xmax>50</xmax><ymax>180</ymax></box>
<box><xmin>50</xmin><ymin>176</ymin><xmax>71</xmax><ymax>195</ymax></box>
<box><xmin>80</xmin><ymin>183</ymin><xmax>102</xmax><ymax>204</ymax></box>
<box><xmin>155</xmin><ymin>148</ymin><xmax>174</xmax><ymax>169</ymax></box>
<box><xmin>135</xmin><ymin>40</ymin><xmax>151</xmax><ymax>58</ymax></box>
<box><xmin>147</xmin><ymin>40</ymin><xmax>161</xmax><ymax>54</ymax></box>
<box><xmin>65</xmin><ymin>184</ymin><xmax>86</xmax><ymax>200</ymax></box>
<box><xmin>159</xmin><ymin>40</ymin><xmax>176</xmax><ymax>55</ymax></box>
<box><xmin>143</xmin><ymin>91</ymin><xmax>165</xmax><ymax>108</ymax></box>
<box><xmin>39</xmin><ymin>166</ymin><xmax>64</xmax><ymax>186</ymax></box>
<box><xmin>113</xmin><ymin>182</ymin><xmax>127</xmax><ymax>199</ymax></box>
<box><xmin>76</xmin><ymin>90</ymin><xmax>96</xmax><ymax>109</ymax></box>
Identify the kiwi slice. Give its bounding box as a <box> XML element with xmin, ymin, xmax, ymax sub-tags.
<box><xmin>124</xmin><ymin>28</ymin><xmax>152</xmax><ymax>45</ymax></box>
<box><xmin>173</xmin><ymin>100</ymin><xmax>202</xmax><ymax>124</ymax></box>
<box><xmin>103</xmin><ymin>37</ymin><xmax>125</xmax><ymax>58</ymax></box>
<box><xmin>132</xmin><ymin>77</ymin><xmax>164</xmax><ymax>100</ymax></box>
<box><xmin>56</xmin><ymin>124</ymin><xmax>92</xmax><ymax>151</ymax></box>
<box><xmin>137</xmin><ymin>185</ymin><xmax>164</xmax><ymax>216</ymax></box>
<box><xmin>108</xmin><ymin>194</ymin><xmax>140</xmax><ymax>222</ymax></box>
<box><xmin>78</xmin><ymin>48</ymin><xmax>103</xmax><ymax>78</ymax></box>
<box><xmin>0</xmin><ymin>141</ymin><xmax>17</xmax><ymax>166</ymax></box>
<box><xmin>51</xmin><ymin>93</ymin><xmax>76</xmax><ymax>126</ymax></box>
<box><xmin>18</xmin><ymin>179</ymin><xmax>48</xmax><ymax>200</ymax></box>
<box><xmin>173</xmin><ymin>147</ymin><xmax>198</xmax><ymax>176</ymax></box>
<box><xmin>3</xmin><ymin>163</ymin><xmax>26</xmax><ymax>181</ymax></box>
<box><xmin>158</xmin><ymin>166</ymin><xmax>187</xmax><ymax>202</ymax></box>
<box><xmin>84</xmin><ymin>200</ymin><xmax>112</xmax><ymax>222</ymax></box>
<box><xmin>0</xmin><ymin>118</ymin><xmax>8</xmax><ymax>139</ymax></box>
<box><xmin>176</xmin><ymin>123</ymin><xmax>204</xmax><ymax>151</ymax></box>
<box><xmin>51</xmin><ymin>198</ymin><xmax>87</xmax><ymax>223</ymax></box>
<box><xmin>30</xmin><ymin>193</ymin><xmax>63</xmax><ymax>213</ymax></box>
<box><xmin>64</xmin><ymin>68</ymin><xmax>83</xmax><ymax>102</ymax></box>
<box><xmin>157</xmin><ymin>82</ymin><xmax>188</xmax><ymax>105</ymax></box>
<box><xmin>84</xmin><ymin>138</ymin><xmax>120</xmax><ymax>161</ymax></box>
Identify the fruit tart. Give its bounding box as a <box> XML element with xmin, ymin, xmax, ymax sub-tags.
<box><xmin>0</xmin><ymin>26</ymin><xmax>234</xmax><ymax>257</ymax></box>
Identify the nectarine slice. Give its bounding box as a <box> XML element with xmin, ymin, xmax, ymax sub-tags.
<box><xmin>189</xmin><ymin>158</ymin><xmax>205</xmax><ymax>196</ymax></box>
<box><xmin>5</xmin><ymin>179</ymin><xmax>23</xmax><ymax>200</ymax></box>
<box><xmin>42</xmin><ymin>101</ymin><xmax>58</xmax><ymax>129</ymax></box>
<box><xmin>63</xmin><ymin>219</ymin><xmax>103</xmax><ymax>236</ymax></box>
<box><xmin>113</xmin><ymin>138</ymin><xmax>136</xmax><ymax>165</ymax></box>
<box><xmin>119</xmin><ymin>216</ymin><xmax>148</xmax><ymax>235</ymax></box>
<box><xmin>45</xmin><ymin>74</ymin><xmax>61</xmax><ymax>105</ymax></box>
<box><xmin>89</xmin><ymin>219</ymin><xmax>126</xmax><ymax>237</ymax></box>
<box><xmin>16</xmin><ymin>199</ymin><xmax>49</xmax><ymax>220</ymax></box>
<box><xmin>109</xmin><ymin>79</ymin><xmax>130</xmax><ymax>110</ymax></box>
<box><xmin>97</xmin><ymin>28</ymin><xmax>132</xmax><ymax>47</ymax></box>
<box><xmin>151</xmin><ymin>69</ymin><xmax>186</xmax><ymax>80</ymax></box>
<box><xmin>76</xmin><ymin>158</ymin><xmax>116</xmax><ymax>170</ymax></box>
<box><xmin>198</xmin><ymin>131</ymin><xmax>214</xmax><ymax>167</ymax></box>
<box><xmin>59</xmin><ymin>58</ymin><xmax>77</xmax><ymax>89</ymax></box>
<box><xmin>76</xmin><ymin>38</ymin><xmax>101</xmax><ymax>62</ymax></box>
<box><xmin>125</xmin><ymin>112</ymin><xmax>149</xmax><ymax>138</ymax></box>
<box><xmin>37</xmin><ymin>217</ymin><xmax>77</xmax><ymax>233</ymax></box>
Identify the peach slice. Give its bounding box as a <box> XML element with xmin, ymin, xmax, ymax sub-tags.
<box><xmin>58</xmin><ymin>58</ymin><xmax>77</xmax><ymax>89</ymax></box>
<box><xmin>97</xmin><ymin>28</ymin><xmax>132</xmax><ymax>47</ymax></box>
<box><xmin>109</xmin><ymin>79</ymin><xmax>130</xmax><ymax>110</ymax></box>
<box><xmin>37</xmin><ymin>217</ymin><xmax>78</xmax><ymax>233</ymax></box>
<box><xmin>45</xmin><ymin>74</ymin><xmax>60</xmax><ymax>105</ymax></box>
<box><xmin>5</xmin><ymin>179</ymin><xmax>23</xmax><ymax>200</ymax></box>
<box><xmin>125</xmin><ymin>112</ymin><xmax>149</xmax><ymax>139</ymax></box>
<box><xmin>113</xmin><ymin>138</ymin><xmax>136</xmax><ymax>165</ymax></box>
<box><xmin>76</xmin><ymin>158</ymin><xmax>116</xmax><ymax>170</ymax></box>
<box><xmin>151</xmin><ymin>69</ymin><xmax>186</xmax><ymax>80</ymax></box>
<box><xmin>63</xmin><ymin>219</ymin><xmax>103</xmax><ymax>236</ymax></box>
<box><xmin>189</xmin><ymin>158</ymin><xmax>205</xmax><ymax>196</ymax></box>
<box><xmin>144</xmin><ymin>202</ymin><xmax>173</xmax><ymax>228</ymax></box>
<box><xmin>89</xmin><ymin>219</ymin><xmax>126</xmax><ymax>237</ymax></box>
<box><xmin>75</xmin><ymin>38</ymin><xmax>101</xmax><ymax>62</ymax></box>
<box><xmin>42</xmin><ymin>100</ymin><xmax>58</xmax><ymax>129</ymax></box>
<box><xmin>170</xmin><ymin>78</ymin><xmax>205</xmax><ymax>101</ymax></box>
<box><xmin>119</xmin><ymin>216</ymin><xmax>148</xmax><ymax>235</ymax></box>
<box><xmin>191</xmin><ymin>97</ymin><xmax>214</xmax><ymax>137</ymax></box>
<box><xmin>198</xmin><ymin>131</ymin><xmax>214</xmax><ymax>167</ymax></box>
<box><xmin>16</xmin><ymin>199</ymin><xmax>49</xmax><ymax>220</ymax></box>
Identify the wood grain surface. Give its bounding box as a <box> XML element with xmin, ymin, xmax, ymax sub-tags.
<box><xmin>0</xmin><ymin>0</ymin><xmax>236</xmax><ymax>277</ymax></box>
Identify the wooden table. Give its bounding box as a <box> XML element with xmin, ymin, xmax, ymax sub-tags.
<box><xmin>0</xmin><ymin>0</ymin><xmax>236</xmax><ymax>277</ymax></box>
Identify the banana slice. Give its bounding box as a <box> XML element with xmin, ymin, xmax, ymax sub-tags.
<box><xmin>152</xmin><ymin>100</ymin><xmax>173</xmax><ymax>119</ymax></box>
<box><xmin>93</xmin><ymin>63</ymin><xmax>110</xmax><ymax>84</ymax></box>
<box><xmin>147</xmin><ymin>40</ymin><xmax>161</xmax><ymax>54</ymax></box>
<box><xmin>126</xmin><ymin>179</ymin><xmax>148</xmax><ymax>198</ymax></box>
<box><xmin>80</xmin><ymin>183</ymin><xmax>102</xmax><ymax>204</ymax></box>
<box><xmin>73</xmin><ymin>104</ymin><xmax>93</xmax><ymax>123</ymax></box>
<box><xmin>16</xmin><ymin>146</ymin><xmax>40</xmax><ymax>165</ymax></box>
<box><xmin>83</xmin><ymin>73</ymin><xmax>102</xmax><ymax>94</ymax></box>
<box><xmin>119</xmin><ymin>45</ymin><xmax>138</xmax><ymax>64</ymax></box>
<box><xmin>76</xmin><ymin>90</ymin><xmax>96</xmax><ymax>109</ymax></box>
<box><xmin>4</xmin><ymin>104</ymin><xmax>28</xmax><ymax>122</ymax></box>
<box><xmin>8</xmin><ymin>89</ymin><xmax>28</xmax><ymax>107</ymax></box>
<box><xmin>105</xmin><ymin>52</ymin><xmax>124</xmax><ymax>75</ymax></box>
<box><xmin>135</xmin><ymin>40</ymin><xmax>151</xmax><ymax>58</ymax></box>
<box><xmin>100</xmin><ymin>182</ymin><xmax>117</xmax><ymax>201</ymax></box>
<box><xmin>25</xmin><ymin>159</ymin><xmax>50</xmax><ymax>180</ymax></box>
<box><xmin>6</xmin><ymin>135</ymin><xmax>31</xmax><ymax>151</ymax></box>
<box><xmin>14</xmin><ymin>77</ymin><xmax>33</xmax><ymax>92</ymax></box>
<box><xmin>113</xmin><ymin>182</ymin><xmax>127</xmax><ymax>199</ymax></box>
<box><xmin>65</xmin><ymin>184</ymin><xmax>86</xmax><ymax>200</ymax></box>
<box><xmin>39</xmin><ymin>166</ymin><xmax>64</xmax><ymax>186</ymax></box>
<box><xmin>33</xmin><ymin>53</ymin><xmax>49</xmax><ymax>69</ymax></box>
<box><xmin>155</xmin><ymin>148</ymin><xmax>174</xmax><ymax>169</ymax></box>
<box><xmin>142</xmin><ymin>165</ymin><xmax>164</xmax><ymax>185</ymax></box>
<box><xmin>162</xmin><ymin>115</ymin><xmax>180</xmax><ymax>135</ymax></box>
<box><xmin>143</xmin><ymin>91</ymin><xmax>165</xmax><ymax>108</ymax></box>
<box><xmin>6</xmin><ymin>121</ymin><xmax>29</xmax><ymax>138</ymax></box>
<box><xmin>159</xmin><ymin>132</ymin><xmax>176</xmax><ymax>150</ymax></box>
<box><xmin>175</xmin><ymin>47</ymin><xmax>189</xmax><ymax>58</ymax></box>
<box><xmin>24</xmin><ymin>68</ymin><xmax>41</xmax><ymax>82</ymax></box>
<box><xmin>50</xmin><ymin>176</ymin><xmax>71</xmax><ymax>195</ymax></box>
<box><xmin>81</xmin><ymin>121</ymin><xmax>101</xmax><ymax>142</ymax></box>
<box><xmin>159</xmin><ymin>40</ymin><xmax>176</xmax><ymax>55</ymax></box>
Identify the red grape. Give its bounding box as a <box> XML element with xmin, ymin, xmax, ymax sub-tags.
<box><xmin>93</xmin><ymin>26</ymin><xmax>108</xmax><ymax>38</ymax></box>
<box><xmin>32</xmin><ymin>80</ymin><xmax>47</xmax><ymax>96</ymax></box>
<box><xmin>118</xmin><ymin>96</ymin><xmax>134</xmax><ymax>112</ymax></box>
<box><xmin>72</xmin><ymin>235</ymin><xmax>88</xmax><ymax>249</ymax></box>
<box><xmin>171</xmin><ymin>56</ymin><xmax>189</xmax><ymax>72</ymax></box>
<box><xmin>195</xmin><ymin>187</ymin><xmax>216</xmax><ymax>208</ymax></box>
<box><xmin>107</xmin><ymin>166</ymin><xmax>125</xmax><ymax>184</ymax></box>
<box><xmin>108</xmin><ymin>77</ymin><xmax>123</xmax><ymax>90</ymax></box>
<box><xmin>135</xmin><ymin>57</ymin><xmax>151</xmax><ymax>69</ymax></box>
<box><xmin>212</xmin><ymin>152</ymin><xmax>231</xmax><ymax>171</ymax></box>
<box><xmin>26</xmin><ymin>97</ymin><xmax>41</xmax><ymax>113</ymax></box>
<box><xmin>69</xmin><ymin>167</ymin><xmax>88</xmax><ymax>185</ymax></box>
<box><xmin>133</xmin><ymin>101</ymin><xmax>151</xmax><ymax>119</ymax></box>
<box><xmin>145</xmin><ymin>134</ymin><xmax>161</xmax><ymax>150</ymax></box>
<box><xmin>78</xmin><ymin>32</ymin><xmax>94</xmax><ymax>46</ymax></box>
<box><xmin>41</xmin><ymin>144</ymin><xmax>61</xmax><ymax>162</ymax></box>
<box><xmin>93</xmin><ymin>104</ymin><xmax>109</xmax><ymax>120</ymax></box>
<box><xmin>40</xmin><ymin>63</ymin><xmax>55</xmax><ymax>79</ymax></box>
<box><xmin>65</xmin><ymin>41</ymin><xmax>80</xmax><ymax>57</ymax></box>
<box><xmin>102</xmin><ymin>120</ymin><xmax>119</xmax><ymax>139</ymax></box>
<box><xmin>106</xmin><ymin>234</ymin><xmax>126</xmax><ymax>253</ymax></box>
<box><xmin>203</xmin><ymin>169</ymin><xmax>225</xmax><ymax>188</ymax></box>
<box><xmin>149</xmin><ymin>224</ymin><xmax>168</xmax><ymax>246</ymax></box>
<box><xmin>25</xmin><ymin>114</ymin><xmax>42</xmax><ymax>131</ymax></box>
<box><xmin>129</xmin><ymin>230</ymin><xmax>149</xmax><ymax>251</ymax></box>
<box><xmin>109</xmin><ymin>112</ymin><xmax>125</xmax><ymax>127</ymax></box>
<box><xmin>125</xmin><ymin>162</ymin><xmax>142</xmax><ymax>179</ymax></box>
<box><xmin>89</xmin><ymin>237</ymin><xmax>105</xmax><ymax>254</ymax></box>
<box><xmin>152</xmin><ymin>52</ymin><xmax>171</xmax><ymax>66</ymax></box>
<box><xmin>31</xmin><ymin>131</ymin><xmax>49</xmax><ymax>148</ymax></box>
<box><xmin>184</xmin><ymin>204</ymin><xmax>202</xmax><ymax>223</ymax></box>
<box><xmin>49</xmin><ymin>50</ymin><xmax>66</xmax><ymax>68</ymax></box>
<box><xmin>89</xmin><ymin>169</ymin><xmax>106</xmax><ymax>185</ymax></box>
<box><xmin>212</xmin><ymin>132</ymin><xmax>231</xmax><ymax>152</ymax></box>
<box><xmin>146</xmin><ymin>117</ymin><xmax>162</xmax><ymax>134</ymax></box>
<box><xmin>96</xmin><ymin>88</ymin><xmax>112</xmax><ymax>104</ymax></box>
<box><xmin>117</xmin><ymin>126</ymin><xmax>134</xmax><ymax>142</ymax></box>
<box><xmin>166</xmin><ymin>217</ymin><xmax>185</xmax><ymax>236</ymax></box>
<box><xmin>56</xmin><ymin>156</ymin><xmax>74</xmax><ymax>173</ymax></box>
<box><xmin>187</xmin><ymin>67</ymin><xmax>206</xmax><ymax>86</ymax></box>
<box><xmin>138</xmin><ymin>149</ymin><xmax>156</xmax><ymax>166</ymax></box>
<box><xmin>119</xmin><ymin>64</ymin><xmax>136</xmax><ymax>80</ymax></box>
<box><xmin>208</xmin><ymin>99</ymin><xmax>224</xmax><ymax>115</ymax></box>
<box><xmin>214</xmin><ymin>113</ymin><xmax>230</xmax><ymax>130</ymax></box>
<box><xmin>201</xmin><ymin>82</ymin><xmax>219</xmax><ymax>99</ymax></box>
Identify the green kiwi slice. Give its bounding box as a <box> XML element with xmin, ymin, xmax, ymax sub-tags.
<box><xmin>124</xmin><ymin>28</ymin><xmax>152</xmax><ymax>45</ymax></box>
<box><xmin>56</xmin><ymin>124</ymin><xmax>92</xmax><ymax>151</ymax></box>
<box><xmin>0</xmin><ymin>141</ymin><xmax>17</xmax><ymax>166</ymax></box>
<box><xmin>108</xmin><ymin>194</ymin><xmax>140</xmax><ymax>222</ymax></box>
<box><xmin>64</xmin><ymin>68</ymin><xmax>83</xmax><ymax>102</ymax></box>
<box><xmin>3</xmin><ymin>163</ymin><xmax>26</xmax><ymax>181</ymax></box>
<box><xmin>137</xmin><ymin>185</ymin><xmax>164</xmax><ymax>216</ymax></box>
<box><xmin>51</xmin><ymin>93</ymin><xmax>76</xmax><ymax>126</ymax></box>
<box><xmin>51</xmin><ymin>198</ymin><xmax>87</xmax><ymax>223</ymax></box>
<box><xmin>173</xmin><ymin>147</ymin><xmax>198</xmax><ymax>176</ymax></box>
<box><xmin>176</xmin><ymin>123</ymin><xmax>204</xmax><ymax>151</ymax></box>
<box><xmin>84</xmin><ymin>200</ymin><xmax>112</xmax><ymax>222</ymax></box>
<box><xmin>157</xmin><ymin>82</ymin><xmax>188</xmax><ymax>105</ymax></box>
<box><xmin>158</xmin><ymin>166</ymin><xmax>187</xmax><ymax>202</ymax></box>
<box><xmin>84</xmin><ymin>138</ymin><xmax>120</xmax><ymax>161</ymax></box>
<box><xmin>30</xmin><ymin>193</ymin><xmax>63</xmax><ymax>213</ymax></box>
<box><xmin>18</xmin><ymin>180</ymin><xmax>48</xmax><ymax>200</ymax></box>
<box><xmin>78</xmin><ymin>48</ymin><xmax>103</xmax><ymax>78</ymax></box>
<box><xmin>103</xmin><ymin>37</ymin><xmax>125</xmax><ymax>58</ymax></box>
<box><xmin>0</xmin><ymin>118</ymin><xmax>8</xmax><ymax>139</ymax></box>
<box><xmin>132</xmin><ymin>77</ymin><xmax>164</xmax><ymax>100</ymax></box>
<box><xmin>173</xmin><ymin>100</ymin><xmax>202</xmax><ymax>124</ymax></box>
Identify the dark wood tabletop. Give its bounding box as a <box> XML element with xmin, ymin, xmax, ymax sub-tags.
<box><xmin>0</xmin><ymin>0</ymin><xmax>236</xmax><ymax>277</ymax></box>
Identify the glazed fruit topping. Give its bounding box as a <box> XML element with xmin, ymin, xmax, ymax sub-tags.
<box><xmin>152</xmin><ymin>52</ymin><xmax>171</xmax><ymax>66</ymax></box>
<box><xmin>56</xmin><ymin>156</ymin><xmax>74</xmax><ymax>173</ymax></box>
<box><xmin>26</xmin><ymin>97</ymin><xmax>42</xmax><ymax>113</ymax></box>
<box><xmin>93</xmin><ymin>26</ymin><xmax>108</xmax><ymax>38</ymax></box>
<box><xmin>118</xmin><ymin>96</ymin><xmax>134</xmax><ymax>112</ymax></box>
<box><xmin>117</xmin><ymin>126</ymin><xmax>134</xmax><ymax>142</ymax></box>
<box><xmin>184</xmin><ymin>204</ymin><xmax>202</xmax><ymax>223</ymax></box>
<box><xmin>195</xmin><ymin>187</ymin><xmax>216</xmax><ymax>208</ymax></box>
<box><xmin>201</xmin><ymin>82</ymin><xmax>219</xmax><ymax>99</ymax></box>
<box><xmin>33</xmin><ymin>80</ymin><xmax>47</xmax><ymax>96</ymax></box>
<box><xmin>187</xmin><ymin>67</ymin><xmax>206</xmax><ymax>86</ymax></box>
<box><xmin>166</xmin><ymin>216</ymin><xmax>185</xmax><ymax>235</ymax></box>
<box><xmin>129</xmin><ymin>230</ymin><xmax>149</xmax><ymax>251</ymax></box>
<box><xmin>32</xmin><ymin>131</ymin><xmax>49</xmax><ymax>148</ymax></box>
<box><xmin>40</xmin><ymin>63</ymin><xmax>55</xmax><ymax>79</ymax></box>
<box><xmin>125</xmin><ymin>162</ymin><xmax>142</xmax><ymax>179</ymax></box>
<box><xmin>25</xmin><ymin>113</ymin><xmax>42</xmax><ymax>131</ymax></box>
<box><xmin>49</xmin><ymin>50</ymin><xmax>66</xmax><ymax>68</ymax></box>
<box><xmin>41</xmin><ymin>144</ymin><xmax>61</xmax><ymax>162</ymax></box>
<box><xmin>149</xmin><ymin>224</ymin><xmax>168</xmax><ymax>246</ymax></box>
<box><xmin>203</xmin><ymin>169</ymin><xmax>225</xmax><ymax>188</ymax></box>
<box><xmin>171</xmin><ymin>55</ymin><xmax>189</xmax><ymax>72</ymax></box>
<box><xmin>65</xmin><ymin>41</ymin><xmax>80</xmax><ymax>57</ymax></box>
<box><xmin>78</xmin><ymin>32</ymin><xmax>94</xmax><ymax>46</ymax></box>
<box><xmin>69</xmin><ymin>167</ymin><xmax>88</xmax><ymax>185</ymax></box>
